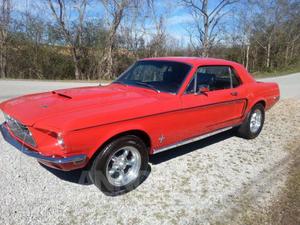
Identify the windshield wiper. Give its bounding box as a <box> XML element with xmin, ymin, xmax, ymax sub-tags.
<box><xmin>134</xmin><ymin>81</ymin><xmax>160</xmax><ymax>93</ymax></box>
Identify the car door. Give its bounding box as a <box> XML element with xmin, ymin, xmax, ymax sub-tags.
<box><xmin>180</xmin><ymin>65</ymin><xmax>247</xmax><ymax>139</ymax></box>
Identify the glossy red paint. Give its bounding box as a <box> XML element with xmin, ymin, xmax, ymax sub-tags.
<box><xmin>0</xmin><ymin>57</ymin><xmax>280</xmax><ymax>171</ymax></box>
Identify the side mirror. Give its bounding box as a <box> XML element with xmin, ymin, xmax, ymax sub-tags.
<box><xmin>196</xmin><ymin>85</ymin><xmax>209</xmax><ymax>95</ymax></box>
<box><xmin>199</xmin><ymin>86</ymin><xmax>209</xmax><ymax>93</ymax></box>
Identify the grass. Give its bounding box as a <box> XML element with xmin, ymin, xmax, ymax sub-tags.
<box><xmin>253</xmin><ymin>63</ymin><xmax>300</xmax><ymax>78</ymax></box>
<box><xmin>247</xmin><ymin>147</ymin><xmax>300</xmax><ymax>225</ymax></box>
<box><xmin>210</xmin><ymin>137</ymin><xmax>300</xmax><ymax>225</ymax></box>
<box><xmin>227</xmin><ymin>140</ymin><xmax>300</xmax><ymax>225</ymax></box>
<box><xmin>268</xmin><ymin>151</ymin><xmax>300</xmax><ymax>225</ymax></box>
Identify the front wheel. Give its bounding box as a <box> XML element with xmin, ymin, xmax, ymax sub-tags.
<box><xmin>89</xmin><ymin>135</ymin><xmax>149</xmax><ymax>196</ymax></box>
<box><xmin>236</xmin><ymin>103</ymin><xmax>265</xmax><ymax>139</ymax></box>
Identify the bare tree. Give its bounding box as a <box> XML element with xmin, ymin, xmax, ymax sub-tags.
<box><xmin>282</xmin><ymin>1</ymin><xmax>300</xmax><ymax>66</ymax></box>
<box><xmin>119</xmin><ymin>2</ymin><xmax>149</xmax><ymax>59</ymax></box>
<box><xmin>148</xmin><ymin>16</ymin><xmax>167</xmax><ymax>57</ymax></box>
<box><xmin>0</xmin><ymin>0</ymin><xmax>10</xmax><ymax>78</ymax></box>
<box><xmin>148</xmin><ymin>2</ymin><xmax>168</xmax><ymax>57</ymax></box>
<box><xmin>98</xmin><ymin>0</ymin><xmax>154</xmax><ymax>79</ymax></box>
<box><xmin>48</xmin><ymin>0</ymin><xmax>87</xmax><ymax>80</ymax></box>
<box><xmin>98</xmin><ymin>0</ymin><xmax>131</xmax><ymax>80</ymax></box>
<box><xmin>182</xmin><ymin>0</ymin><xmax>238</xmax><ymax>57</ymax></box>
<box><xmin>119</xmin><ymin>0</ymin><xmax>172</xmax><ymax>59</ymax></box>
<box><xmin>234</xmin><ymin>3</ymin><xmax>253</xmax><ymax>70</ymax></box>
<box><xmin>25</xmin><ymin>13</ymin><xmax>46</xmax><ymax>79</ymax></box>
<box><xmin>247</xmin><ymin>0</ymin><xmax>287</xmax><ymax>69</ymax></box>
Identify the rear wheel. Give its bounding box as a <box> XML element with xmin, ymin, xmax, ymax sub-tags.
<box><xmin>236</xmin><ymin>103</ymin><xmax>265</xmax><ymax>139</ymax></box>
<box><xmin>89</xmin><ymin>135</ymin><xmax>149</xmax><ymax>196</ymax></box>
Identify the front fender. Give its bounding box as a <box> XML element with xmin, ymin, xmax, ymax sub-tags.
<box><xmin>65</xmin><ymin>120</ymin><xmax>151</xmax><ymax>159</ymax></box>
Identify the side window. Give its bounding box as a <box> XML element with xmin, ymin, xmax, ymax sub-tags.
<box><xmin>203</xmin><ymin>66</ymin><xmax>231</xmax><ymax>91</ymax></box>
<box><xmin>231</xmin><ymin>69</ymin><xmax>241</xmax><ymax>88</ymax></box>
<box><xmin>185</xmin><ymin>65</ymin><xmax>241</xmax><ymax>94</ymax></box>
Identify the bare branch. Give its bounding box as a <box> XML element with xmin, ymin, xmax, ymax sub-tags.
<box><xmin>182</xmin><ymin>0</ymin><xmax>238</xmax><ymax>56</ymax></box>
<box><xmin>47</xmin><ymin>0</ymin><xmax>88</xmax><ymax>79</ymax></box>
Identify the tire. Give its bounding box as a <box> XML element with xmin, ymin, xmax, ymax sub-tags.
<box><xmin>236</xmin><ymin>103</ymin><xmax>265</xmax><ymax>139</ymax></box>
<box><xmin>88</xmin><ymin>135</ymin><xmax>149</xmax><ymax>196</ymax></box>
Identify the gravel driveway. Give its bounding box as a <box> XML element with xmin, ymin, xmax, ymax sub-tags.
<box><xmin>0</xmin><ymin>74</ymin><xmax>299</xmax><ymax>225</ymax></box>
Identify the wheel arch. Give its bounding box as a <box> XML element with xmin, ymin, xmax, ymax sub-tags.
<box><xmin>248</xmin><ymin>98</ymin><xmax>266</xmax><ymax>111</ymax></box>
<box><xmin>242</xmin><ymin>98</ymin><xmax>266</xmax><ymax>122</ymax></box>
<box><xmin>86</xmin><ymin>129</ymin><xmax>152</xmax><ymax>168</ymax></box>
<box><xmin>254</xmin><ymin>99</ymin><xmax>266</xmax><ymax>108</ymax></box>
<box><xmin>101</xmin><ymin>129</ymin><xmax>152</xmax><ymax>150</ymax></box>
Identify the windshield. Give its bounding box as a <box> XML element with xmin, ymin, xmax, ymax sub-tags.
<box><xmin>114</xmin><ymin>60</ymin><xmax>191</xmax><ymax>94</ymax></box>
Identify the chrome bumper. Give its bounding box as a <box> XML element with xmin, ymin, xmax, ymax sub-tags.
<box><xmin>0</xmin><ymin>123</ymin><xmax>86</xmax><ymax>164</ymax></box>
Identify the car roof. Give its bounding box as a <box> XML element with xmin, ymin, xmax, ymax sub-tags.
<box><xmin>139</xmin><ymin>56</ymin><xmax>255</xmax><ymax>84</ymax></box>
<box><xmin>140</xmin><ymin>57</ymin><xmax>238</xmax><ymax>67</ymax></box>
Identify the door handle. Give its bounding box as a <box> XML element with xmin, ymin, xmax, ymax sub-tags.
<box><xmin>230</xmin><ymin>91</ymin><xmax>238</xmax><ymax>96</ymax></box>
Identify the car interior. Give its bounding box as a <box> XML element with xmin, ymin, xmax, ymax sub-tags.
<box><xmin>186</xmin><ymin>66</ymin><xmax>241</xmax><ymax>94</ymax></box>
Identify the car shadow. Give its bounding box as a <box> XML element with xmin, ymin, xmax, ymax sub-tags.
<box><xmin>40</xmin><ymin>130</ymin><xmax>234</xmax><ymax>187</ymax></box>
<box><xmin>149</xmin><ymin>129</ymin><xmax>235</xmax><ymax>165</ymax></box>
<box><xmin>40</xmin><ymin>162</ymin><xmax>152</xmax><ymax>188</ymax></box>
<box><xmin>39</xmin><ymin>163</ymin><xmax>93</xmax><ymax>185</ymax></box>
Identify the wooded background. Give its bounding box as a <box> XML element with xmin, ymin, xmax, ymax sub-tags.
<box><xmin>0</xmin><ymin>0</ymin><xmax>299</xmax><ymax>80</ymax></box>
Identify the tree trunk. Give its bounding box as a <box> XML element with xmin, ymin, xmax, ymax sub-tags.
<box><xmin>101</xmin><ymin>45</ymin><xmax>113</xmax><ymax>80</ymax></box>
<box><xmin>71</xmin><ymin>47</ymin><xmax>81</xmax><ymax>80</ymax></box>
<box><xmin>290</xmin><ymin>39</ymin><xmax>297</xmax><ymax>60</ymax></box>
<box><xmin>241</xmin><ymin>47</ymin><xmax>245</xmax><ymax>66</ymax></box>
<box><xmin>252</xmin><ymin>47</ymin><xmax>257</xmax><ymax>71</ymax></box>
<box><xmin>74</xmin><ymin>64</ymin><xmax>80</xmax><ymax>80</ymax></box>
<box><xmin>266</xmin><ymin>41</ymin><xmax>271</xmax><ymax>68</ymax></box>
<box><xmin>202</xmin><ymin>27</ymin><xmax>209</xmax><ymax>57</ymax></box>
<box><xmin>0</xmin><ymin>0</ymin><xmax>10</xmax><ymax>79</ymax></box>
<box><xmin>284</xmin><ymin>44</ymin><xmax>289</xmax><ymax>66</ymax></box>
<box><xmin>98</xmin><ymin>4</ymin><xmax>126</xmax><ymax>80</ymax></box>
<box><xmin>202</xmin><ymin>0</ymin><xmax>209</xmax><ymax>57</ymax></box>
<box><xmin>0</xmin><ymin>42</ymin><xmax>6</xmax><ymax>78</ymax></box>
<box><xmin>99</xmin><ymin>39</ymin><xmax>114</xmax><ymax>80</ymax></box>
<box><xmin>0</xmin><ymin>52</ymin><xmax>6</xmax><ymax>78</ymax></box>
<box><xmin>245</xmin><ymin>45</ymin><xmax>250</xmax><ymax>70</ymax></box>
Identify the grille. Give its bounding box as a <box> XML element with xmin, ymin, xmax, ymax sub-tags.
<box><xmin>4</xmin><ymin>114</ymin><xmax>36</xmax><ymax>147</ymax></box>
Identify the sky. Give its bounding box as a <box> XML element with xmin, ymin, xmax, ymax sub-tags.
<box><xmin>11</xmin><ymin>0</ymin><xmax>238</xmax><ymax>46</ymax></box>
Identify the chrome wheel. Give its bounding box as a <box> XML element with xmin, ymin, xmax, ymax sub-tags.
<box><xmin>250</xmin><ymin>109</ymin><xmax>262</xmax><ymax>133</ymax></box>
<box><xmin>106</xmin><ymin>146</ymin><xmax>141</xmax><ymax>187</ymax></box>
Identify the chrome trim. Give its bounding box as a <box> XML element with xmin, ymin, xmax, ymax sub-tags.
<box><xmin>153</xmin><ymin>126</ymin><xmax>233</xmax><ymax>154</ymax></box>
<box><xmin>0</xmin><ymin>123</ymin><xmax>86</xmax><ymax>164</ymax></box>
<box><xmin>106</xmin><ymin>146</ymin><xmax>141</xmax><ymax>187</ymax></box>
<box><xmin>5</xmin><ymin>114</ymin><xmax>36</xmax><ymax>147</ymax></box>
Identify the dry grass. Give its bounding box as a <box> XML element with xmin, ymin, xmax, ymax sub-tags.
<box><xmin>267</xmin><ymin>143</ymin><xmax>300</xmax><ymax>225</ymax></box>
<box><xmin>214</xmin><ymin>139</ymin><xmax>300</xmax><ymax>225</ymax></box>
<box><xmin>253</xmin><ymin>62</ymin><xmax>300</xmax><ymax>78</ymax></box>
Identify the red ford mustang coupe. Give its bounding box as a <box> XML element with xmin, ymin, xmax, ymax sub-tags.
<box><xmin>0</xmin><ymin>57</ymin><xmax>280</xmax><ymax>195</ymax></box>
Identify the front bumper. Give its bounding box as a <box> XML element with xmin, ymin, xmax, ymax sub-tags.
<box><xmin>0</xmin><ymin>123</ymin><xmax>87</xmax><ymax>170</ymax></box>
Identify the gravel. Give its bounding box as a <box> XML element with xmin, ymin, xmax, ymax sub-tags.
<box><xmin>0</xmin><ymin>74</ymin><xmax>299</xmax><ymax>225</ymax></box>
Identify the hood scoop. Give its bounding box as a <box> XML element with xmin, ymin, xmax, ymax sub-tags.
<box><xmin>52</xmin><ymin>91</ymin><xmax>72</xmax><ymax>99</ymax></box>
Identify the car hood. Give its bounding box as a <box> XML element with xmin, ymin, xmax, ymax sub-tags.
<box><xmin>0</xmin><ymin>84</ymin><xmax>178</xmax><ymax>131</ymax></box>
